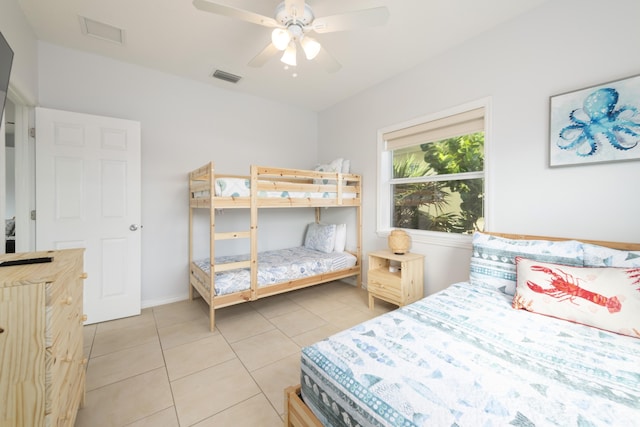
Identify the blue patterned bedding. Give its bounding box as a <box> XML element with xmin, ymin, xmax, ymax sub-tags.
<box><xmin>301</xmin><ymin>281</ymin><xmax>640</xmax><ymax>426</ymax></box>
<box><xmin>211</xmin><ymin>177</ymin><xmax>356</xmax><ymax>199</ymax></box>
<box><xmin>194</xmin><ymin>247</ymin><xmax>357</xmax><ymax>296</ymax></box>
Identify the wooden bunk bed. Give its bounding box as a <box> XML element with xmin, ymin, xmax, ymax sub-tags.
<box><xmin>188</xmin><ymin>162</ymin><xmax>362</xmax><ymax>331</ymax></box>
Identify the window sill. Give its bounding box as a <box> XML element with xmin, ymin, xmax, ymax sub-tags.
<box><xmin>377</xmin><ymin>229</ymin><xmax>473</xmax><ymax>250</ymax></box>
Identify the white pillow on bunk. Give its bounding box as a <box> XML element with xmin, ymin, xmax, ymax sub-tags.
<box><xmin>304</xmin><ymin>223</ymin><xmax>337</xmax><ymax>253</ymax></box>
<box><xmin>314</xmin><ymin>158</ymin><xmax>343</xmax><ymax>185</ymax></box>
<box><xmin>334</xmin><ymin>223</ymin><xmax>347</xmax><ymax>252</ymax></box>
<box><xmin>342</xmin><ymin>160</ymin><xmax>350</xmax><ymax>174</ymax></box>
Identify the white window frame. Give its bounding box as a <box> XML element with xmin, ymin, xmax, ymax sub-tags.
<box><xmin>376</xmin><ymin>97</ymin><xmax>492</xmax><ymax>249</ymax></box>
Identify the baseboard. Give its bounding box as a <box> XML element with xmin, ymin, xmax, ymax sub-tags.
<box><xmin>141</xmin><ymin>293</ymin><xmax>189</xmax><ymax>309</ymax></box>
<box><xmin>339</xmin><ymin>276</ymin><xmax>357</xmax><ymax>286</ymax></box>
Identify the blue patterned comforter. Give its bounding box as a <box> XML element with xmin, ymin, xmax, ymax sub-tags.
<box><xmin>301</xmin><ymin>281</ymin><xmax>640</xmax><ymax>426</ymax></box>
<box><xmin>194</xmin><ymin>247</ymin><xmax>356</xmax><ymax>296</ymax></box>
<box><xmin>213</xmin><ymin>177</ymin><xmax>356</xmax><ymax>199</ymax></box>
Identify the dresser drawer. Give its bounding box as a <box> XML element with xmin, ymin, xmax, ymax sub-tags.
<box><xmin>40</xmin><ymin>250</ymin><xmax>85</xmax><ymax>425</ymax></box>
<box><xmin>46</xmin><ymin>308</ymin><xmax>86</xmax><ymax>426</ymax></box>
<box><xmin>46</xmin><ymin>277</ymin><xmax>80</xmax><ymax>348</ymax></box>
<box><xmin>51</xmin><ymin>333</ymin><xmax>85</xmax><ymax>427</ymax></box>
<box><xmin>60</xmin><ymin>346</ymin><xmax>86</xmax><ymax>427</ymax></box>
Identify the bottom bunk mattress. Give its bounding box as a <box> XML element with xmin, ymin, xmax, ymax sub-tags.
<box><xmin>300</xmin><ymin>281</ymin><xmax>640</xmax><ymax>427</ymax></box>
<box><xmin>193</xmin><ymin>246</ymin><xmax>357</xmax><ymax>296</ymax></box>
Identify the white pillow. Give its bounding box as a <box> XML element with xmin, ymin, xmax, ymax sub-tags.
<box><xmin>334</xmin><ymin>223</ymin><xmax>347</xmax><ymax>252</ymax></box>
<box><xmin>314</xmin><ymin>158</ymin><xmax>343</xmax><ymax>185</ymax></box>
<box><xmin>341</xmin><ymin>159</ymin><xmax>350</xmax><ymax>174</ymax></box>
<box><xmin>514</xmin><ymin>257</ymin><xmax>640</xmax><ymax>338</ymax></box>
<box><xmin>304</xmin><ymin>223</ymin><xmax>337</xmax><ymax>253</ymax></box>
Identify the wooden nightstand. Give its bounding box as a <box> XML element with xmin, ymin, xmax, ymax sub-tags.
<box><xmin>367</xmin><ymin>250</ymin><xmax>424</xmax><ymax>309</ymax></box>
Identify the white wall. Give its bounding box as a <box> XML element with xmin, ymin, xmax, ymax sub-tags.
<box><xmin>37</xmin><ymin>43</ymin><xmax>318</xmax><ymax>307</ymax></box>
<box><xmin>4</xmin><ymin>0</ymin><xmax>639</xmax><ymax>306</ymax></box>
<box><xmin>0</xmin><ymin>4</ymin><xmax>37</xmax><ymax>257</ymax></box>
<box><xmin>0</xmin><ymin>1</ymin><xmax>37</xmax><ymax>103</ymax></box>
<box><xmin>318</xmin><ymin>0</ymin><xmax>640</xmax><ymax>294</ymax></box>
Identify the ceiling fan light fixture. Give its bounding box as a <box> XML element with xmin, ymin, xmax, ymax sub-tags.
<box><xmin>193</xmin><ymin>0</ymin><xmax>389</xmax><ymax>73</ymax></box>
<box><xmin>271</xmin><ymin>28</ymin><xmax>290</xmax><ymax>51</ymax></box>
<box><xmin>281</xmin><ymin>42</ymin><xmax>297</xmax><ymax>66</ymax></box>
<box><xmin>300</xmin><ymin>36</ymin><xmax>321</xmax><ymax>60</ymax></box>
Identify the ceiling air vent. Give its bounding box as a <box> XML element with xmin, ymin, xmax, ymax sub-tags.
<box><xmin>212</xmin><ymin>69</ymin><xmax>242</xmax><ymax>84</ymax></box>
<box><xmin>79</xmin><ymin>16</ymin><xmax>124</xmax><ymax>44</ymax></box>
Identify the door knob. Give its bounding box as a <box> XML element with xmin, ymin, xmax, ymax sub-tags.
<box><xmin>129</xmin><ymin>224</ymin><xmax>139</xmax><ymax>231</ymax></box>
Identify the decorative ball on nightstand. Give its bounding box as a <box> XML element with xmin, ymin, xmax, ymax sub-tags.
<box><xmin>388</xmin><ymin>229</ymin><xmax>411</xmax><ymax>255</ymax></box>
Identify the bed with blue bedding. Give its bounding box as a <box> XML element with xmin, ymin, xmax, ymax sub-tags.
<box><xmin>286</xmin><ymin>232</ymin><xmax>640</xmax><ymax>427</ymax></box>
<box><xmin>193</xmin><ymin>247</ymin><xmax>357</xmax><ymax>296</ymax></box>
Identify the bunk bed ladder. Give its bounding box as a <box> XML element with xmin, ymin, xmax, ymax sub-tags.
<box><xmin>208</xmin><ymin>163</ymin><xmax>216</xmax><ymax>331</ymax></box>
<box><xmin>188</xmin><ymin>175</ymin><xmax>194</xmax><ymax>301</ymax></box>
<box><xmin>250</xmin><ymin>165</ymin><xmax>259</xmax><ymax>301</ymax></box>
<box><xmin>209</xmin><ymin>166</ymin><xmax>255</xmax><ymax>330</ymax></box>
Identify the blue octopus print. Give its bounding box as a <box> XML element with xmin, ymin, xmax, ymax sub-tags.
<box><xmin>557</xmin><ymin>87</ymin><xmax>640</xmax><ymax>157</ymax></box>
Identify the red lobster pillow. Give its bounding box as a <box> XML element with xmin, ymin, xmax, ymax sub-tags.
<box><xmin>513</xmin><ymin>257</ymin><xmax>640</xmax><ymax>338</ymax></box>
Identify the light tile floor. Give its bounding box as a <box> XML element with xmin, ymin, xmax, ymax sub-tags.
<box><xmin>76</xmin><ymin>281</ymin><xmax>395</xmax><ymax>427</ymax></box>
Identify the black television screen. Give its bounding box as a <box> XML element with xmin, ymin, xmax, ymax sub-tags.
<box><xmin>0</xmin><ymin>31</ymin><xmax>14</xmax><ymax>122</ymax></box>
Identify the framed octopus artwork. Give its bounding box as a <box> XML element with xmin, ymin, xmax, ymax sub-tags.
<box><xmin>549</xmin><ymin>73</ymin><xmax>640</xmax><ymax>167</ymax></box>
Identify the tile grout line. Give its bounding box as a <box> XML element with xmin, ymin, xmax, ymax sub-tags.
<box><xmin>151</xmin><ymin>305</ymin><xmax>182</xmax><ymax>426</ymax></box>
<box><xmin>78</xmin><ymin>282</ymin><xmax>380</xmax><ymax>426</ymax></box>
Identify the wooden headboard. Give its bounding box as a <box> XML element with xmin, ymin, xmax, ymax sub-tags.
<box><xmin>483</xmin><ymin>232</ymin><xmax>640</xmax><ymax>252</ymax></box>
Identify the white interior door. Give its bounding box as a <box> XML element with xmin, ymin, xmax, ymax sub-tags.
<box><xmin>35</xmin><ymin>107</ymin><xmax>141</xmax><ymax>324</ymax></box>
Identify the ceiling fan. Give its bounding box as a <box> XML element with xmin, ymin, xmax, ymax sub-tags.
<box><xmin>193</xmin><ymin>0</ymin><xmax>389</xmax><ymax>73</ymax></box>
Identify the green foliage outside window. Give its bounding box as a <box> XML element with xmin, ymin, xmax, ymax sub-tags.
<box><xmin>392</xmin><ymin>132</ymin><xmax>484</xmax><ymax>234</ymax></box>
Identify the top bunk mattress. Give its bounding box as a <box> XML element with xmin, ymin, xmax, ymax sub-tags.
<box><xmin>193</xmin><ymin>246</ymin><xmax>357</xmax><ymax>296</ymax></box>
<box><xmin>300</xmin><ymin>280</ymin><xmax>640</xmax><ymax>426</ymax></box>
<box><xmin>194</xmin><ymin>177</ymin><xmax>357</xmax><ymax>199</ymax></box>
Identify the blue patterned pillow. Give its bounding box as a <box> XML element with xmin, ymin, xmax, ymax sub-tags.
<box><xmin>469</xmin><ymin>232</ymin><xmax>584</xmax><ymax>295</ymax></box>
<box><xmin>304</xmin><ymin>223</ymin><xmax>337</xmax><ymax>253</ymax></box>
<box><xmin>583</xmin><ymin>243</ymin><xmax>640</xmax><ymax>268</ymax></box>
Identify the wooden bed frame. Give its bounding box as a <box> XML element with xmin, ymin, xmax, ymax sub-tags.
<box><xmin>283</xmin><ymin>232</ymin><xmax>640</xmax><ymax>427</ymax></box>
<box><xmin>188</xmin><ymin>162</ymin><xmax>362</xmax><ymax>331</ymax></box>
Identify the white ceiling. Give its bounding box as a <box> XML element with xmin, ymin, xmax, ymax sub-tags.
<box><xmin>18</xmin><ymin>0</ymin><xmax>549</xmax><ymax>111</ymax></box>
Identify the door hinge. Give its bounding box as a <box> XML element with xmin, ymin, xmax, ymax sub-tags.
<box><xmin>29</xmin><ymin>127</ymin><xmax>36</xmax><ymax>138</ymax></box>
<box><xmin>30</xmin><ymin>210</ymin><xmax>36</xmax><ymax>220</ymax></box>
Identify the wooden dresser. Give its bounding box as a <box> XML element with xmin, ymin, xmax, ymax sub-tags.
<box><xmin>0</xmin><ymin>249</ymin><xmax>87</xmax><ymax>427</ymax></box>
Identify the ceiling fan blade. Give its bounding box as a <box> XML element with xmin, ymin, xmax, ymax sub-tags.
<box><xmin>193</xmin><ymin>0</ymin><xmax>278</xmax><ymax>28</ymax></box>
<box><xmin>314</xmin><ymin>47</ymin><xmax>342</xmax><ymax>73</ymax></box>
<box><xmin>312</xmin><ymin>6</ymin><xmax>389</xmax><ymax>33</ymax></box>
<box><xmin>248</xmin><ymin>43</ymin><xmax>280</xmax><ymax>68</ymax></box>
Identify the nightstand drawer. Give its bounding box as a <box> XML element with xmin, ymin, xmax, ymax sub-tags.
<box><xmin>368</xmin><ymin>268</ymin><xmax>401</xmax><ymax>285</ymax></box>
<box><xmin>368</xmin><ymin>278</ymin><xmax>402</xmax><ymax>300</ymax></box>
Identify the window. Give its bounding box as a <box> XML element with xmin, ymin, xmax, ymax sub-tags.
<box><xmin>377</xmin><ymin>100</ymin><xmax>489</xmax><ymax>240</ymax></box>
